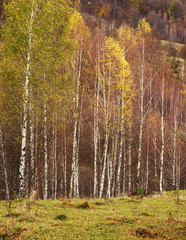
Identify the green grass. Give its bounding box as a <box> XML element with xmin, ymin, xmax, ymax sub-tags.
<box><xmin>0</xmin><ymin>191</ymin><xmax>185</xmax><ymax>239</ymax></box>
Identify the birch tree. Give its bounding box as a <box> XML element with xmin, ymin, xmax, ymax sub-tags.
<box><xmin>98</xmin><ymin>38</ymin><xmax>133</xmax><ymax>198</ymax></box>
<box><xmin>68</xmin><ymin>11</ymin><xmax>90</xmax><ymax>198</ymax></box>
<box><xmin>135</xmin><ymin>19</ymin><xmax>154</xmax><ymax>191</ymax></box>
<box><xmin>1</xmin><ymin>0</ymin><xmax>73</xmax><ymax>196</ymax></box>
<box><xmin>93</xmin><ymin>37</ymin><xmax>101</xmax><ymax>198</ymax></box>
<box><xmin>160</xmin><ymin>59</ymin><xmax>165</xmax><ymax>194</ymax></box>
<box><xmin>0</xmin><ymin>124</ymin><xmax>9</xmax><ymax>200</ymax></box>
<box><xmin>1</xmin><ymin>0</ymin><xmax>39</xmax><ymax>195</ymax></box>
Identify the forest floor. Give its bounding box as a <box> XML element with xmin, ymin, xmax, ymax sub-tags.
<box><xmin>0</xmin><ymin>190</ymin><xmax>185</xmax><ymax>239</ymax></box>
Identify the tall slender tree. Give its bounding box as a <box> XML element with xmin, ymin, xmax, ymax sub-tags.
<box><xmin>1</xmin><ymin>0</ymin><xmax>73</xmax><ymax>196</ymax></box>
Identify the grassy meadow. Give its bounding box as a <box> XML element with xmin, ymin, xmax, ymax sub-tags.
<box><xmin>0</xmin><ymin>191</ymin><xmax>185</xmax><ymax>239</ymax></box>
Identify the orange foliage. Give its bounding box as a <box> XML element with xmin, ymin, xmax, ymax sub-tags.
<box><xmin>98</xmin><ymin>3</ymin><xmax>112</xmax><ymax>18</ymax></box>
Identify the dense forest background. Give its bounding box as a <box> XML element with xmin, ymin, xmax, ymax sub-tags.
<box><xmin>80</xmin><ymin>0</ymin><xmax>186</xmax><ymax>44</ymax></box>
<box><xmin>0</xmin><ymin>0</ymin><xmax>185</xmax><ymax>200</ymax></box>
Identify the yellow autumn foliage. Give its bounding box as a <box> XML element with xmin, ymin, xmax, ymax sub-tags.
<box><xmin>100</xmin><ymin>37</ymin><xmax>134</xmax><ymax>122</ymax></box>
<box><xmin>68</xmin><ymin>11</ymin><xmax>90</xmax><ymax>48</ymax></box>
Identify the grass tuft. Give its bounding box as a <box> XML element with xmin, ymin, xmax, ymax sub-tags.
<box><xmin>4</xmin><ymin>212</ymin><xmax>21</xmax><ymax>218</ymax></box>
<box><xmin>135</xmin><ymin>228</ymin><xmax>154</xmax><ymax>238</ymax></box>
<box><xmin>118</xmin><ymin>217</ymin><xmax>136</xmax><ymax>224</ymax></box>
<box><xmin>18</xmin><ymin>216</ymin><xmax>36</xmax><ymax>223</ymax></box>
<box><xmin>139</xmin><ymin>212</ymin><xmax>150</xmax><ymax>216</ymax></box>
<box><xmin>77</xmin><ymin>201</ymin><xmax>90</xmax><ymax>209</ymax></box>
<box><xmin>95</xmin><ymin>201</ymin><xmax>105</xmax><ymax>205</ymax></box>
<box><xmin>55</xmin><ymin>214</ymin><xmax>67</xmax><ymax>220</ymax></box>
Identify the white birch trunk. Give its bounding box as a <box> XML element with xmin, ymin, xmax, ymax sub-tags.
<box><xmin>152</xmin><ymin>120</ymin><xmax>158</xmax><ymax>191</ymax></box>
<box><xmin>111</xmin><ymin>100</ymin><xmax>120</xmax><ymax>197</ymax></box>
<box><xmin>70</xmin><ymin>47</ymin><xmax>82</xmax><ymax>198</ymax></box>
<box><xmin>44</xmin><ymin>73</ymin><xmax>48</xmax><ymax>200</ymax></box>
<box><xmin>29</xmin><ymin>87</ymin><xmax>35</xmax><ymax>193</ymax></box>
<box><xmin>145</xmin><ymin>136</ymin><xmax>149</xmax><ymax>194</ymax></box>
<box><xmin>123</xmin><ymin>139</ymin><xmax>126</xmax><ymax>194</ymax></box>
<box><xmin>99</xmin><ymin>129</ymin><xmax>109</xmax><ymax>198</ymax></box>
<box><xmin>70</xmin><ymin>80</ymin><xmax>78</xmax><ymax>198</ymax></box>
<box><xmin>176</xmin><ymin>147</ymin><xmax>181</xmax><ymax>191</ymax></box>
<box><xmin>111</xmin><ymin>129</ymin><xmax>119</xmax><ymax>197</ymax></box>
<box><xmin>99</xmin><ymin>61</ymin><xmax>111</xmax><ymax>198</ymax></box>
<box><xmin>74</xmin><ymin>50</ymin><xmax>82</xmax><ymax>198</ymax></box>
<box><xmin>154</xmin><ymin>122</ymin><xmax>158</xmax><ymax>180</ymax></box>
<box><xmin>116</xmin><ymin>96</ymin><xmax>124</xmax><ymax>196</ymax></box>
<box><xmin>51</xmin><ymin>127</ymin><xmax>54</xmax><ymax>198</ymax></box>
<box><xmin>128</xmin><ymin>122</ymin><xmax>132</xmax><ymax>193</ymax></box>
<box><xmin>136</xmin><ymin>38</ymin><xmax>145</xmax><ymax>191</ymax></box>
<box><xmin>64</xmin><ymin>124</ymin><xmax>67</xmax><ymax>198</ymax></box>
<box><xmin>69</xmin><ymin>167</ymin><xmax>74</xmax><ymax>198</ymax></box>
<box><xmin>19</xmin><ymin>2</ymin><xmax>35</xmax><ymax>195</ymax></box>
<box><xmin>0</xmin><ymin>124</ymin><xmax>9</xmax><ymax>200</ymax></box>
<box><xmin>54</xmin><ymin>127</ymin><xmax>57</xmax><ymax>199</ymax></box>
<box><xmin>34</xmin><ymin>108</ymin><xmax>39</xmax><ymax>191</ymax></box>
<box><xmin>93</xmin><ymin>84</ymin><xmax>99</xmax><ymax>198</ymax></box>
<box><xmin>75</xmin><ymin>88</ymin><xmax>84</xmax><ymax>198</ymax></box>
<box><xmin>93</xmin><ymin>43</ymin><xmax>100</xmax><ymax>198</ymax></box>
<box><xmin>160</xmin><ymin>71</ymin><xmax>165</xmax><ymax>193</ymax></box>
<box><xmin>172</xmin><ymin>113</ymin><xmax>177</xmax><ymax>190</ymax></box>
<box><xmin>52</xmin><ymin>117</ymin><xmax>57</xmax><ymax>199</ymax></box>
<box><xmin>107</xmin><ymin>154</ymin><xmax>111</xmax><ymax>198</ymax></box>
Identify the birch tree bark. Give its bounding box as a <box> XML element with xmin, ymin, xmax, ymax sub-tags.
<box><xmin>64</xmin><ymin>124</ymin><xmax>67</xmax><ymax>198</ymax></box>
<box><xmin>99</xmin><ymin>60</ymin><xmax>110</xmax><ymax>198</ymax></box>
<box><xmin>70</xmin><ymin>47</ymin><xmax>82</xmax><ymax>198</ymax></box>
<box><xmin>123</xmin><ymin>139</ymin><xmax>126</xmax><ymax>194</ymax></box>
<box><xmin>93</xmin><ymin>42</ymin><xmax>100</xmax><ymax>198</ymax></box>
<box><xmin>0</xmin><ymin>124</ymin><xmax>9</xmax><ymax>200</ymax></box>
<box><xmin>128</xmin><ymin>122</ymin><xmax>132</xmax><ymax>193</ymax></box>
<box><xmin>75</xmin><ymin>87</ymin><xmax>84</xmax><ymax>199</ymax></box>
<box><xmin>29</xmin><ymin>87</ymin><xmax>35</xmax><ymax>193</ymax></box>
<box><xmin>54</xmin><ymin>124</ymin><xmax>57</xmax><ymax>200</ymax></box>
<box><xmin>172</xmin><ymin>110</ymin><xmax>177</xmax><ymax>190</ymax></box>
<box><xmin>160</xmin><ymin>68</ymin><xmax>165</xmax><ymax>194</ymax></box>
<box><xmin>34</xmin><ymin>108</ymin><xmax>39</xmax><ymax>191</ymax></box>
<box><xmin>99</xmin><ymin>112</ymin><xmax>110</xmax><ymax>198</ymax></box>
<box><xmin>153</xmin><ymin>121</ymin><xmax>158</xmax><ymax>190</ymax></box>
<box><xmin>107</xmin><ymin>154</ymin><xmax>111</xmax><ymax>198</ymax></box>
<box><xmin>51</xmin><ymin>116</ymin><xmax>57</xmax><ymax>199</ymax></box>
<box><xmin>19</xmin><ymin>0</ymin><xmax>35</xmax><ymax>195</ymax></box>
<box><xmin>136</xmin><ymin>38</ymin><xmax>145</xmax><ymax>191</ymax></box>
<box><xmin>111</xmin><ymin>101</ymin><xmax>120</xmax><ymax>197</ymax></box>
<box><xmin>116</xmin><ymin>96</ymin><xmax>124</xmax><ymax>196</ymax></box>
<box><xmin>145</xmin><ymin>135</ymin><xmax>149</xmax><ymax>194</ymax></box>
<box><xmin>44</xmin><ymin>72</ymin><xmax>48</xmax><ymax>200</ymax></box>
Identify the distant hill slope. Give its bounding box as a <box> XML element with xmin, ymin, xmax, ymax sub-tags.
<box><xmin>80</xmin><ymin>0</ymin><xmax>185</xmax><ymax>44</ymax></box>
